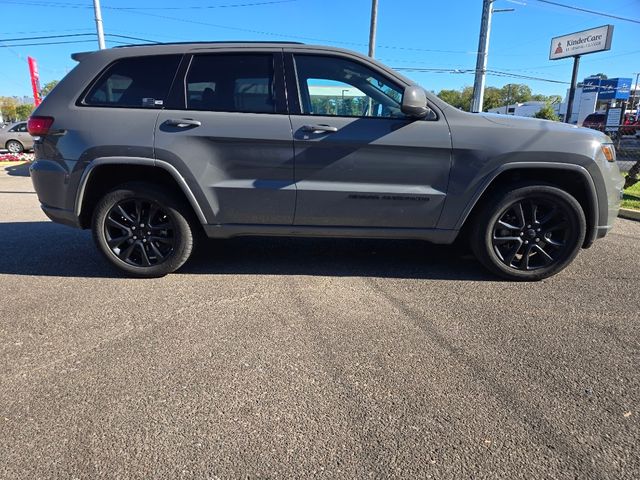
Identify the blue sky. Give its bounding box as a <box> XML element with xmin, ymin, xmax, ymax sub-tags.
<box><xmin>1</xmin><ymin>0</ymin><xmax>639</xmax><ymax>99</ymax></box>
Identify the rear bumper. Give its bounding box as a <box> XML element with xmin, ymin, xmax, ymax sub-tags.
<box><xmin>30</xmin><ymin>159</ymin><xmax>81</xmax><ymax>228</ymax></box>
<box><xmin>41</xmin><ymin>205</ymin><xmax>81</xmax><ymax>228</ymax></box>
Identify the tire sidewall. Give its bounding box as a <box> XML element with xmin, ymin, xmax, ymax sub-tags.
<box><xmin>92</xmin><ymin>184</ymin><xmax>194</xmax><ymax>277</ymax></box>
<box><xmin>474</xmin><ymin>185</ymin><xmax>586</xmax><ymax>281</ymax></box>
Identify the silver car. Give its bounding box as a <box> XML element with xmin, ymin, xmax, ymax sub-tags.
<box><xmin>0</xmin><ymin>121</ymin><xmax>34</xmax><ymax>153</ymax></box>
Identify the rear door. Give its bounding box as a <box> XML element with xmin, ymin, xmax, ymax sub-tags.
<box><xmin>285</xmin><ymin>52</ymin><xmax>452</xmax><ymax>229</ymax></box>
<box><xmin>154</xmin><ymin>49</ymin><xmax>295</xmax><ymax>226</ymax></box>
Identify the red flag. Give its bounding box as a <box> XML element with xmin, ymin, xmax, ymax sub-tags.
<box><xmin>28</xmin><ymin>56</ymin><xmax>42</xmax><ymax>107</ymax></box>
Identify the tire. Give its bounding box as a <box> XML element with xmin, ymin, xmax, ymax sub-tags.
<box><xmin>6</xmin><ymin>140</ymin><xmax>24</xmax><ymax>153</ymax></box>
<box><xmin>92</xmin><ymin>182</ymin><xmax>195</xmax><ymax>277</ymax></box>
<box><xmin>470</xmin><ymin>184</ymin><xmax>586</xmax><ymax>281</ymax></box>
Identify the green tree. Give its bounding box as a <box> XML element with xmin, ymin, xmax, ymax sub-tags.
<box><xmin>533</xmin><ymin>103</ymin><xmax>559</xmax><ymax>121</ymax></box>
<box><xmin>483</xmin><ymin>86</ymin><xmax>503</xmax><ymax>110</ymax></box>
<box><xmin>437</xmin><ymin>86</ymin><xmax>473</xmax><ymax>111</ymax></box>
<box><xmin>40</xmin><ymin>80</ymin><xmax>59</xmax><ymax>98</ymax></box>
<box><xmin>15</xmin><ymin>104</ymin><xmax>34</xmax><ymax>120</ymax></box>
<box><xmin>0</xmin><ymin>96</ymin><xmax>18</xmax><ymax>122</ymax></box>
<box><xmin>504</xmin><ymin>84</ymin><xmax>532</xmax><ymax>104</ymax></box>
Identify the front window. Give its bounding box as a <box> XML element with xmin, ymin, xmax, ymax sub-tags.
<box><xmin>294</xmin><ymin>54</ymin><xmax>405</xmax><ymax>119</ymax></box>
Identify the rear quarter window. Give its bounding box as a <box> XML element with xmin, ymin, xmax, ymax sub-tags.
<box><xmin>82</xmin><ymin>55</ymin><xmax>182</xmax><ymax>108</ymax></box>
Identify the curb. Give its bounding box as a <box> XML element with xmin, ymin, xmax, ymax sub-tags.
<box><xmin>619</xmin><ymin>208</ymin><xmax>640</xmax><ymax>221</ymax></box>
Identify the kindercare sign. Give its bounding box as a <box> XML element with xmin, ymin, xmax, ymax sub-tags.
<box><xmin>549</xmin><ymin>25</ymin><xmax>614</xmax><ymax>60</ymax></box>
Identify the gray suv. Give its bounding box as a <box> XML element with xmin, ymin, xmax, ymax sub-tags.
<box><xmin>29</xmin><ymin>42</ymin><xmax>623</xmax><ymax>280</ymax></box>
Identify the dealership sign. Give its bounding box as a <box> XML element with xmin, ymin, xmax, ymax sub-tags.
<box><xmin>582</xmin><ymin>77</ymin><xmax>632</xmax><ymax>100</ymax></box>
<box><xmin>549</xmin><ymin>25</ymin><xmax>614</xmax><ymax>60</ymax></box>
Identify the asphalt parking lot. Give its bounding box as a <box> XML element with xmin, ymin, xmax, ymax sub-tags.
<box><xmin>0</xmin><ymin>164</ymin><xmax>638</xmax><ymax>479</ymax></box>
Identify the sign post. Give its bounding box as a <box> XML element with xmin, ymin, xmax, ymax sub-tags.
<box><xmin>565</xmin><ymin>56</ymin><xmax>581</xmax><ymax>125</ymax></box>
<box><xmin>549</xmin><ymin>25</ymin><xmax>614</xmax><ymax>124</ymax></box>
<box><xmin>27</xmin><ymin>56</ymin><xmax>41</xmax><ymax>107</ymax></box>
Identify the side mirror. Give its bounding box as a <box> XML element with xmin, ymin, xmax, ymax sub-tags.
<box><xmin>401</xmin><ymin>85</ymin><xmax>430</xmax><ymax>118</ymax></box>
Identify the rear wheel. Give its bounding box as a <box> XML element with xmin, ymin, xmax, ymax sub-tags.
<box><xmin>6</xmin><ymin>140</ymin><xmax>24</xmax><ymax>153</ymax></box>
<box><xmin>471</xmin><ymin>184</ymin><xmax>586</xmax><ymax>281</ymax></box>
<box><xmin>92</xmin><ymin>182</ymin><xmax>195</xmax><ymax>277</ymax></box>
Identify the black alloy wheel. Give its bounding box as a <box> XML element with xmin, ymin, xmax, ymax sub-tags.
<box><xmin>471</xmin><ymin>184</ymin><xmax>586</xmax><ymax>281</ymax></box>
<box><xmin>92</xmin><ymin>182</ymin><xmax>195</xmax><ymax>277</ymax></box>
<box><xmin>104</xmin><ymin>198</ymin><xmax>176</xmax><ymax>267</ymax></box>
<box><xmin>491</xmin><ymin>198</ymin><xmax>573</xmax><ymax>271</ymax></box>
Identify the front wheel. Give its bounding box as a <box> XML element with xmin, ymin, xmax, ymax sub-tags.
<box><xmin>92</xmin><ymin>182</ymin><xmax>195</xmax><ymax>277</ymax></box>
<box><xmin>471</xmin><ymin>184</ymin><xmax>586</xmax><ymax>281</ymax></box>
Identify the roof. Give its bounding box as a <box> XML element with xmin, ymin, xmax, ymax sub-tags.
<box><xmin>72</xmin><ymin>41</ymin><xmax>305</xmax><ymax>61</ymax></box>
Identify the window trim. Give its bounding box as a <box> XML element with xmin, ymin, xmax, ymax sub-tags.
<box><xmin>174</xmin><ymin>51</ymin><xmax>288</xmax><ymax>115</ymax></box>
<box><xmin>76</xmin><ymin>54</ymin><xmax>184</xmax><ymax>110</ymax></box>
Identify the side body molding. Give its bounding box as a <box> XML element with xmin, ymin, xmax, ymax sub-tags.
<box><xmin>454</xmin><ymin>161</ymin><xmax>599</xmax><ymax>243</ymax></box>
<box><xmin>74</xmin><ymin>157</ymin><xmax>208</xmax><ymax>224</ymax></box>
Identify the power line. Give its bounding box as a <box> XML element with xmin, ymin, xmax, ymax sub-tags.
<box><xmin>0</xmin><ymin>0</ymin><xmax>302</xmax><ymax>9</ymax></box>
<box><xmin>0</xmin><ymin>33</ymin><xmax>96</xmax><ymax>42</ymax></box>
<box><xmin>533</xmin><ymin>0</ymin><xmax>640</xmax><ymax>24</ymax></box>
<box><xmin>394</xmin><ymin>66</ymin><xmax>570</xmax><ymax>85</ymax></box>
<box><xmin>105</xmin><ymin>0</ymin><xmax>301</xmax><ymax>10</ymax></box>
<box><xmin>0</xmin><ymin>33</ymin><xmax>158</xmax><ymax>48</ymax></box>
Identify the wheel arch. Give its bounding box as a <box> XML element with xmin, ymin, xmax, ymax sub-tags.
<box><xmin>457</xmin><ymin>163</ymin><xmax>599</xmax><ymax>248</ymax></box>
<box><xmin>76</xmin><ymin>157</ymin><xmax>208</xmax><ymax>229</ymax></box>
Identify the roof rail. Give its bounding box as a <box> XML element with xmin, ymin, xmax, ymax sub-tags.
<box><xmin>112</xmin><ymin>40</ymin><xmax>305</xmax><ymax>49</ymax></box>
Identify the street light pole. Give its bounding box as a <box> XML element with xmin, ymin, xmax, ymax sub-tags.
<box><xmin>368</xmin><ymin>0</ymin><xmax>378</xmax><ymax>58</ymax></box>
<box><xmin>93</xmin><ymin>0</ymin><xmax>106</xmax><ymax>50</ymax></box>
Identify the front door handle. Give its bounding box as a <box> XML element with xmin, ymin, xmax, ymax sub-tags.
<box><xmin>301</xmin><ymin>124</ymin><xmax>338</xmax><ymax>133</ymax></box>
<box><xmin>164</xmin><ymin>118</ymin><xmax>202</xmax><ymax>128</ymax></box>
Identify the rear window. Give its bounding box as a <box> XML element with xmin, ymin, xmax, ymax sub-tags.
<box><xmin>584</xmin><ymin>114</ymin><xmax>605</xmax><ymax>123</ymax></box>
<box><xmin>185</xmin><ymin>54</ymin><xmax>276</xmax><ymax>114</ymax></box>
<box><xmin>83</xmin><ymin>55</ymin><xmax>181</xmax><ymax>108</ymax></box>
<box><xmin>9</xmin><ymin>123</ymin><xmax>27</xmax><ymax>132</ymax></box>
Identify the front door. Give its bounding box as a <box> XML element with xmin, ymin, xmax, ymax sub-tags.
<box><xmin>286</xmin><ymin>53</ymin><xmax>452</xmax><ymax>229</ymax></box>
<box><xmin>155</xmin><ymin>51</ymin><xmax>295</xmax><ymax>226</ymax></box>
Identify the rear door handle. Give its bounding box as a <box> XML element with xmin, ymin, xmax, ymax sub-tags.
<box><xmin>164</xmin><ymin>118</ymin><xmax>202</xmax><ymax>128</ymax></box>
<box><xmin>301</xmin><ymin>124</ymin><xmax>338</xmax><ymax>133</ymax></box>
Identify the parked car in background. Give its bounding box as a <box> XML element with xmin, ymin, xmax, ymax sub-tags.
<box><xmin>582</xmin><ymin>113</ymin><xmax>606</xmax><ymax>132</ymax></box>
<box><xmin>0</xmin><ymin>121</ymin><xmax>34</xmax><ymax>153</ymax></box>
<box><xmin>28</xmin><ymin>42</ymin><xmax>624</xmax><ymax>280</ymax></box>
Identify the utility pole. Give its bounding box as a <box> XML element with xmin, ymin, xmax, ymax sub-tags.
<box><xmin>368</xmin><ymin>0</ymin><xmax>378</xmax><ymax>58</ymax></box>
<box><xmin>471</xmin><ymin>0</ymin><xmax>493</xmax><ymax>113</ymax></box>
<box><xmin>471</xmin><ymin>1</ymin><xmax>514</xmax><ymax>113</ymax></box>
<box><xmin>93</xmin><ymin>0</ymin><xmax>106</xmax><ymax>50</ymax></box>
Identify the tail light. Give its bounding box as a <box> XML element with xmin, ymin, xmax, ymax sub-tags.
<box><xmin>27</xmin><ymin>116</ymin><xmax>54</xmax><ymax>136</ymax></box>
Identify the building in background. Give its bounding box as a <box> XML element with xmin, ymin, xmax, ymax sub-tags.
<box><xmin>487</xmin><ymin>101</ymin><xmax>549</xmax><ymax>117</ymax></box>
<box><xmin>558</xmin><ymin>77</ymin><xmax>633</xmax><ymax>124</ymax></box>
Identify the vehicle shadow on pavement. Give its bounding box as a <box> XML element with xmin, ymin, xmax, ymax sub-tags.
<box><xmin>4</xmin><ymin>163</ymin><xmax>31</xmax><ymax>177</ymax></box>
<box><xmin>186</xmin><ymin>237</ymin><xmax>493</xmax><ymax>281</ymax></box>
<box><xmin>0</xmin><ymin>221</ymin><xmax>494</xmax><ymax>280</ymax></box>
